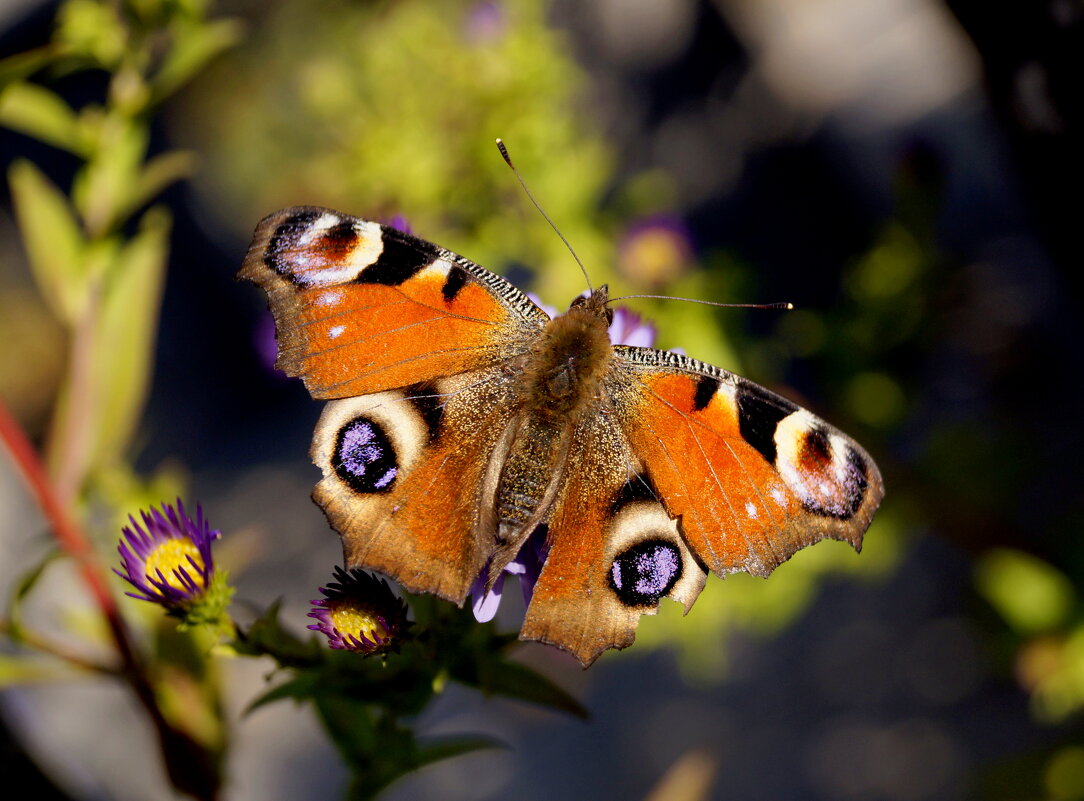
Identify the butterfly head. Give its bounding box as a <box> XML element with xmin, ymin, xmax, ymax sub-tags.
<box><xmin>568</xmin><ymin>284</ymin><xmax>614</xmax><ymax>326</ymax></box>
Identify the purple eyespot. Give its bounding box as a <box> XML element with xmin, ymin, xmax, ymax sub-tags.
<box><xmin>334</xmin><ymin>417</ymin><xmax>398</xmax><ymax>493</ymax></box>
<box><xmin>609</xmin><ymin>540</ymin><xmax>682</xmax><ymax>607</ymax></box>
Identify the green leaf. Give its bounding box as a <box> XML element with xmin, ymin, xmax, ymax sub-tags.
<box><xmin>0</xmin><ymin>81</ymin><xmax>87</xmax><ymax>155</ymax></box>
<box><xmin>232</xmin><ymin>600</ymin><xmax>324</xmax><ymax>667</ymax></box>
<box><xmin>55</xmin><ymin>0</ymin><xmax>127</xmax><ymax>68</ymax></box>
<box><xmin>8</xmin><ymin>159</ymin><xmax>87</xmax><ymax>323</ymax></box>
<box><xmin>413</xmin><ymin>734</ymin><xmax>507</xmax><ymax>769</ymax></box>
<box><xmin>452</xmin><ymin>653</ymin><xmax>588</xmax><ymax>718</ymax></box>
<box><xmin>0</xmin><ymin>46</ymin><xmax>60</xmax><ymax>88</ymax></box>
<box><xmin>340</xmin><ymin>734</ymin><xmax>506</xmax><ymax>801</ymax></box>
<box><xmin>975</xmin><ymin>548</ymin><xmax>1075</xmax><ymax>634</ymax></box>
<box><xmin>116</xmin><ymin>149</ymin><xmax>197</xmax><ymax>223</ymax></box>
<box><xmin>4</xmin><ymin>549</ymin><xmax>63</xmax><ymax>642</ymax></box>
<box><xmin>246</xmin><ymin>674</ymin><xmax>322</xmax><ymax>713</ymax></box>
<box><xmin>72</xmin><ymin>115</ymin><xmax>148</xmax><ymax>235</ymax></box>
<box><xmin>0</xmin><ymin>655</ymin><xmax>77</xmax><ymax>686</ymax></box>
<box><xmin>150</xmin><ymin>17</ymin><xmax>244</xmax><ymax>105</ymax></box>
<box><xmin>86</xmin><ymin>205</ymin><xmax>170</xmax><ymax>468</ymax></box>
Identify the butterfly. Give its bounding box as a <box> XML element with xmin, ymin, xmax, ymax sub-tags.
<box><xmin>240</xmin><ymin>207</ymin><xmax>884</xmax><ymax>666</ymax></box>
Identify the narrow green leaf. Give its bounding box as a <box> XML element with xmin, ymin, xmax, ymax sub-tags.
<box><xmin>232</xmin><ymin>600</ymin><xmax>324</xmax><ymax>667</ymax></box>
<box><xmin>0</xmin><ymin>46</ymin><xmax>59</xmax><ymax>88</ymax></box>
<box><xmin>117</xmin><ymin>149</ymin><xmax>197</xmax><ymax>222</ymax></box>
<box><xmin>5</xmin><ymin>549</ymin><xmax>63</xmax><ymax>641</ymax></box>
<box><xmin>0</xmin><ymin>81</ymin><xmax>87</xmax><ymax>155</ymax></box>
<box><xmin>8</xmin><ymin>159</ymin><xmax>87</xmax><ymax>323</ymax></box>
<box><xmin>0</xmin><ymin>655</ymin><xmax>76</xmax><ymax>686</ymax></box>
<box><xmin>246</xmin><ymin>675</ymin><xmax>321</xmax><ymax>713</ymax></box>
<box><xmin>414</xmin><ymin>734</ymin><xmax>507</xmax><ymax>768</ymax></box>
<box><xmin>453</xmin><ymin>654</ymin><xmax>588</xmax><ymax>718</ymax></box>
<box><xmin>150</xmin><ymin>18</ymin><xmax>244</xmax><ymax>105</ymax></box>
<box><xmin>72</xmin><ymin>115</ymin><xmax>148</xmax><ymax>236</ymax></box>
<box><xmin>86</xmin><ymin>205</ymin><xmax>170</xmax><ymax>469</ymax></box>
<box><xmin>55</xmin><ymin>0</ymin><xmax>126</xmax><ymax>68</ymax></box>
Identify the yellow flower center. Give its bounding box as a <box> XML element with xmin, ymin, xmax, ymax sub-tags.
<box><xmin>144</xmin><ymin>538</ymin><xmax>204</xmax><ymax>591</ymax></box>
<box><xmin>329</xmin><ymin>602</ymin><xmax>388</xmax><ymax>646</ymax></box>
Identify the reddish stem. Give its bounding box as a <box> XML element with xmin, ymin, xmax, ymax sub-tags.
<box><xmin>0</xmin><ymin>398</ymin><xmax>117</xmax><ymax>618</ymax></box>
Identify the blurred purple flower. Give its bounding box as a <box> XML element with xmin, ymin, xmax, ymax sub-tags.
<box><xmin>529</xmin><ymin>292</ymin><xmax>657</xmax><ymax>347</ymax></box>
<box><xmin>254</xmin><ymin>311</ymin><xmax>284</xmax><ymax>376</ymax></box>
<box><xmin>609</xmin><ymin>306</ymin><xmax>657</xmax><ymax>348</ymax></box>
<box><xmin>386</xmin><ymin>214</ymin><xmax>413</xmax><ymax>235</ymax></box>
<box><xmin>308</xmin><ymin>567</ymin><xmax>410</xmax><ymax>655</ymax></box>
<box><xmin>463</xmin><ymin>1</ymin><xmax>506</xmax><ymax>44</ymax></box>
<box><xmin>618</xmin><ymin>214</ymin><xmax>694</xmax><ymax>288</ymax></box>
<box><xmin>115</xmin><ymin>500</ymin><xmax>220</xmax><ymax>608</ymax></box>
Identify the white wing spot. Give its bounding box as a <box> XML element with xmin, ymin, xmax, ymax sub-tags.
<box><xmin>745</xmin><ymin>501</ymin><xmax>759</xmax><ymax>519</ymax></box>
<box><xmin>328</xmin><ymin>325</ymin><xmax>346</xmax><ymax>340</ymax></box>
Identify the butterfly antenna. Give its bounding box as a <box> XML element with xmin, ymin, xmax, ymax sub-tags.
<box><xmin>608</xmin><ymin>293</ymin><xmax>795</xmax><ymax>311</ymax></box>
<box><xmin>496</xmin><ymin>138</ymin><xmax>593</xmax><ymax>291</ymax></box>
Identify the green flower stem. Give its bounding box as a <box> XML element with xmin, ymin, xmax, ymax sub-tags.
<box><xmin>47</xmin><ymin>280</ymin><xmax>102</xmax><ymax>503</ymax></box>
<box><xmin>0</xmin><ymin>396</ymin><xmax>220</xmax><ymax>801</ymax></box>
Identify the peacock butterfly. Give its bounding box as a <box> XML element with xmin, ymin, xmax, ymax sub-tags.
<box><xmin>240</xmin><ymin>207</ymin><xmax>883</xmax><ymax>665</ymax></box>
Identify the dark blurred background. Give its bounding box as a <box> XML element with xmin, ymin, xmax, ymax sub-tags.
<box><xmin>1</xmin><ymin>0</ymin><xmax>1082</xmax><ymax>799</ymax></box>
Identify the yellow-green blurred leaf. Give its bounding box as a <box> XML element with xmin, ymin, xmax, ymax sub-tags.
<box><xmin>87</xmin><ymin>205</ymin><xmax>170</xmax><ymax>469</ymax></box>
<box><xmin>55</xmin><ymin>0</ymin><xmax>127</xmax><ymax>68</ymax></box>
<box><xmin>117</xmin><ymin>149</ymin><xmax>198</xmax><ymax>223</ymax></box>
<box><xmin>0</xmin><ymin>81</ymin><xmax>87</xmax><ymax>155</ymax></box>
<box><xmin>1045</xmin><ymin>746</ymin><xmax>1084</xmax><ymax>801</ymax></box>
<box><xmin>0</xmin><ymin>655</ymin><xmax>78</xmax><ymax>685</ymax></box>
<box><xmin>645</xmin><ymin>750</ymin><xmax>717</xmax><ymax>801</ymax></box>
<box><xmin>974</xmin><ymin>548</ymin><xmax>1074</xmax><ymax>634</ymax></box>
<box><xmin>151</xmin><ymin>17</ymin><xmax>244</xmax><ymax>105</ymax></box>
<box><xmin>72</xmin><ymin>115</ymin><xmax>148</xmax><ymax>235</ymax></box>
<box><xmin>0</xmin><ymin>45</ymin><xmax>60</xmax><ymax>88</ymax></box>
<box><xmin>8</xmin><ymin>159</ymin><xmax>87</xmax><ymax>323</ymax></box>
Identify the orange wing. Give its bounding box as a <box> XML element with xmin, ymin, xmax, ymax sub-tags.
<box><xmin>612</xmin><ymin>346</ymin><xmax>884</xmax><ymax>579</ymax></box>
<box><xmin>310</xmin><ymin>371</ymin><xmax>520</xmax><ymax>604</ymax></box>
<box><xmin>520</xmin><ymin>413</ymin><xmax>708</xmax><ymax>665</ymax></box>
<box><xmin>239</xmin><ymin>207</ymin><xmax>548</xmax><ymax>399</ymax></box>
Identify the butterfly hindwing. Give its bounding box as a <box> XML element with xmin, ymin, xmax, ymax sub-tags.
<box><xmin>521</xmin><ymin>413</ymin><xmax>708</xmax><ymax>664</ymax></box>
<box><xmin>310</xmin><ymin>370</ymin><xmax>520</xmax><ymax>603</ymax></box>
<box><xmin>612</xmin><ymin>346</ymin><xmax>883</xmax><ymax>579</ymax></box>
<box><xmin>240</xmin><ymin>207</ymin><xmax>548</xmax><ymax>399</ymax></box>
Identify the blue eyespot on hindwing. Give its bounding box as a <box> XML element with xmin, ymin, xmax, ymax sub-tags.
<box><xmin>609</xmin><ymin>539</ymin><xmax>683</xmax><ymax>607</ymax></box>
<box><xmin>334</xmin><ymin>417</ymin><xmax>399</xmax><ymax>493</ymax></box>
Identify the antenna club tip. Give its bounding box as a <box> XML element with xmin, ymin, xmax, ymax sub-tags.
<box><xmin>785</xmin><ymin>302</ymin><xmax>795</xmax><ymax>310</ymax></box>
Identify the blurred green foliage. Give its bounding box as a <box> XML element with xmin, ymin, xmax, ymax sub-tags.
<box><xmin>174</xmin><ymin>0</ymin><xmax>613</xmax><ymax>304</ymax></box>
<box><xmin>5</xmin><ymin>1</ymin><xmax>1084</xmax><ymax>799</ymax></box>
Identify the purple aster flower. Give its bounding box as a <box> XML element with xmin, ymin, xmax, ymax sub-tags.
<box><xmin>308</xmin><ymin>567</ymin><xmax>410</xmax><ymax>655</ymax></box>
<box><xmin>385</xmin><ymin>215</ymin><xmax>412</xmax><ymax>235</ymax></box>
<box><xmin>254</xmin><ymin>311</ymin><xmax>286</xmax><ymax>377</ymax></box>
<box><xmin>609</xmin><ymin>306</ymin><xmax>657</xmax><ymax>348</ymax></box>
<box><xmin>529</xmin><ymin>292</ymin><xmax>657</xmax><ymax>348</ymax></box>
<box><xmin>471</xmin><ymin>524</ymin><xmax>549</xmax><ymax>623</ymax></box>
<box><xmin>617</xmin><ymin>214</ymin><xmax>694</xmax><ymax>287</ymax></box>
<box><xmin>116</xmin><ymin>500</ymin><xmax>220</xmax><ymax>608</ymax></box>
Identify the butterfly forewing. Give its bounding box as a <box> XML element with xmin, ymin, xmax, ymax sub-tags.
<box><xmin>240</xmin><ymin>207</ymin><xmax>547</xmax><ymax>399</ymax></box>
